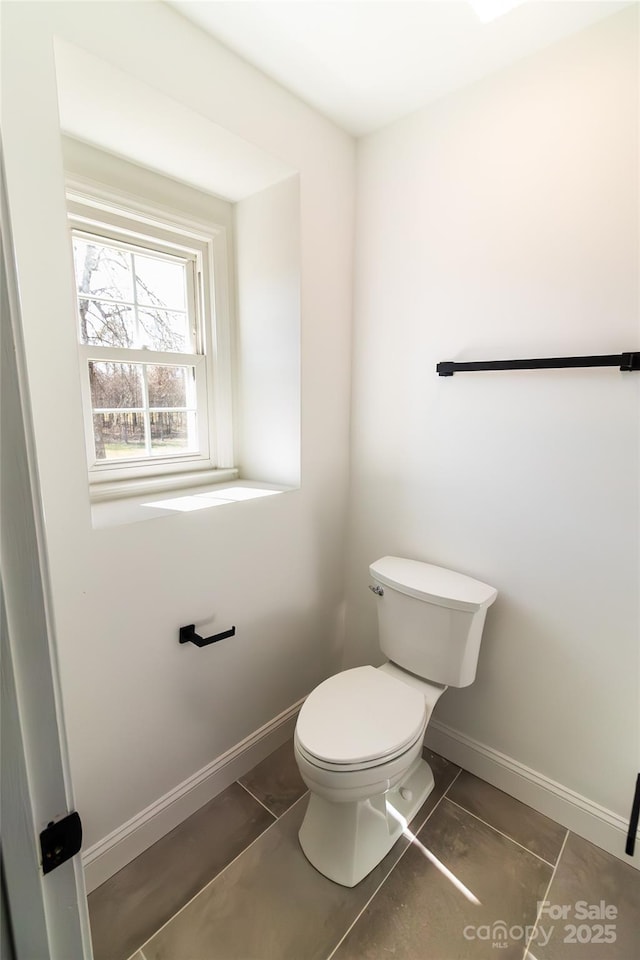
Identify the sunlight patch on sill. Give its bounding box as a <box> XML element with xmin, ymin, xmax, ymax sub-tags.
<box><xmin>91</xmin><ymin>482</ymin><xmax>290</xmax><ymax>528</ymax></box>
<box><xmin>144</xmin><ymin>486</ymin><xmax>281</xmax><ymax>512</ymax></box>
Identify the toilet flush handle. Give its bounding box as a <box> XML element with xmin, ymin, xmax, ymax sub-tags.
<box><xmin>369</xmin><ymin>585</ymin><xmax>384</xmax><ymax>596</ymax></box>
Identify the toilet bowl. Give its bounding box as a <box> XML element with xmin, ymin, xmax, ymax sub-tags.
<box><xmin>294</xmin><ymin>663</ymin><xmax>446</xmax><ymax>886</ymax></box>
<box><xmin>294</xmin><ymin>557</ymin><xmax>497</xmax><ymax>887</ymax></box>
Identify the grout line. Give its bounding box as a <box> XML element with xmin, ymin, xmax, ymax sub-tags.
<box><xmin>236</xmin><ymin>779</ymin><xmax>280</xmax><ymax>820</ymax></box>
<box><xmin>552</xmin><ymin>827</ymin><xmax>569</xmax><ymax>867</ymax></box>
<box><xmin>441</xmin><ymin>765</ymin><xmax>463</xmax><ymax>797</ymax></box>
<box><xmin>443</xmin><ymin>796</ymin><xmax>557</xmax><ymax>869</ymax></box>
<box><xmin>522</xmin><ymin>829</ymin><xmax>570</xmax><ymax>960</ymax></box>
<box><xmin>133</xmin><ymin>792</ymin><xmax>309</xmax><ymax>956</ymax></box>
<box><xmin>325</xmin><ymin>773</ymin><xmax>458</xmax><ymax>960</ymax></box>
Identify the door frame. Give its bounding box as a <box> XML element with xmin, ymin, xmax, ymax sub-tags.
<box><xmin>1</xmin><ymin>147</ymin><xmax>93</xmax><ymax>959</ymax></box>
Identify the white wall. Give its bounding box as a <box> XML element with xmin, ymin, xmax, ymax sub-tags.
<box><xmin>236</xmin><ymin>177</ymin><xmax>301</xmax><ymax>485</ymax></box>
<box><xmin>346</xmin><ymin>7</ymin><xmax>638</xmax><ymax>831</ymax></box>
<box><xmin>1</xmin><ymin>0</ymin><xmax>353</xmax><ymax>853</ymax></box>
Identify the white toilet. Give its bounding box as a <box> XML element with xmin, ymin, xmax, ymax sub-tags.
<box><xmin>294</xmin><ymin>556</ymin><xmax>497</xmax><ymax>887</ymax></box>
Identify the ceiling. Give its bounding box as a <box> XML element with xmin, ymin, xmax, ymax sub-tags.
<box><xmin>168</xmin><ymin>1</ymin><xmax>630</xmax><ymax>136</ymax></box>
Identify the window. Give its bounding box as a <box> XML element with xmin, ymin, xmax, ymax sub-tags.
<box><xmin>67</xmin><ymin>184</ymin><xmax>234</xmax><ymax>497</ymax></box>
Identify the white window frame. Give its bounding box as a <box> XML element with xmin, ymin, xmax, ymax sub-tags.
<box><xmin>66</xmin><ymin>178</ymin><xmax>235</xmax><ymax>499</ymax></box>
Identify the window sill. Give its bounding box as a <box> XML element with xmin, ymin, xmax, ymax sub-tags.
<box><xmin>91</xmin><ymin>478</ymin><xmax>293</xmax><ymax>529</ymax></box>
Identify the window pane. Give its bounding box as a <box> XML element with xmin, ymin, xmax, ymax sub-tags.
<box><xmin>73</xmin><ymin>237</ymin><xmax>133</xmax><ymax>302</ymax></box>
<box><xmin>134</xmin><ymin>253</ymin><xmax>187</xmax><ymax>311</ymax></box>
<box><xmin>147</xmin><ymin>365</ymin><xmax>191</xmax><ymax>408</ymax></box>
<box><xmin>79</xmin><ymin>299</ymin><xmax>135</xmax><ymax>347</ymax></box>
<box><xmin>93</xmin><ymin>412</ymin><xmax>146</xmax><ymax>460</ymax></box>
<box><xmin>89</xmin><ymin>362</ymin><xmax>144</xmax><ymax>409</ymax></box>
<box><xmin>150</xmin><ymin>411</ymin><xmax>197</xmax><ymax>455</ymax></box>
<box><xmin>137</xmin><ymin>309</ymin><xmax>189</xmax><ymax>352</ymax></box>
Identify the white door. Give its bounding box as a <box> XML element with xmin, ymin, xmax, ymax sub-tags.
<box><xmin>1</xmin><ymin>151</ymin><xmax>93</xmax><ymax>959</ymax></box>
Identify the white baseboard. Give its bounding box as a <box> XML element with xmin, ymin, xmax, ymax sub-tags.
<box><xmin>425</xmin><ymin>719</ymin><xmax>639</xmax><ymax>871</ymax></box>
<box><xmin>82</xmin><ymin>699</ymin><xmax>303</xmax><ymax>893</ymax></box>
<box><xmin>83</xmin><ymin>703</ymin><xmax>638</xmax><ymax>893</ymax></box>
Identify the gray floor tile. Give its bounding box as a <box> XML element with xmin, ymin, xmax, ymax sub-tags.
<box><xmin>143</xmin><ymin>754</ymin><xmax>458</xmax><ymax>960</ymax></box>
<box><xmin>333</xmin><ymin>797</ymin><xmax>552</xmax><ymax>960</ymax></box>
<box><xmin>447</xmin><ymin>770</ymin><xmax>567</xmax><ymax>864</ymax></box>
<box><xmin>239</xmin><ymin>740</ymin><xmax>308</xmax><ymax>816</ymax></box>
<box><xmin>88</xmin><ymin>782</ymin><xmax>275</xmax><ymax>960</ymax></box>
<box><xmin>527</xmin><ymin>832</ymin><xmax>640</xmax><ymax>960</ymax></box>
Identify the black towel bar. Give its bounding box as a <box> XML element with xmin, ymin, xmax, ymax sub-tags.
<box><xmin>436</xmin><ymin>352</ymin><xmax>640</xmax><ymax>377</ymax></box>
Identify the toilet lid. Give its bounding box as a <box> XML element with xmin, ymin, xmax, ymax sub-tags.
<box><xmin>296</xmin><ymin>666</ymin><xmax>427</xmax><ymax>766</ymax></box>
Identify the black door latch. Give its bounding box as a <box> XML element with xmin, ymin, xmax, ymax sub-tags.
<box><xmin>40</xmin><ymin>811</ymin><xmax>82</xmax><ymax>874</ymax></box>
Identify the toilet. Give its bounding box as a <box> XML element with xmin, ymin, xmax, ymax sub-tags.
<box><xmin>294</xmin><ymin>556</ymin><xmax>497</xmax><ymax>887</ymax></box>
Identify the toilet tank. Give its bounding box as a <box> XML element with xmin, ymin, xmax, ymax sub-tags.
<box><xmin>369</xmin><ymin>557</ymin><xmax>497</xmax><ymax>687</ymax></box>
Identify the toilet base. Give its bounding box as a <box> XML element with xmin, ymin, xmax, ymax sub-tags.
<box><xmin>298</xmin><ymin>757</ymin><xmax>435</xmax><ymax>887</ymax></box>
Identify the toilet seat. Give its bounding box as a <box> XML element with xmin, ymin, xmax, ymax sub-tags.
<box><xmin>296</xmin><ymin>666</ymin><xmax>427</xmax><ymax>771</ymax></box>
<box><xmin>295</xmin><ymin>730</ymin><xmax>424</xmax><ymax>773</ymax></box>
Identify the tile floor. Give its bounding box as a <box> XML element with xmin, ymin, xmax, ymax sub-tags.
<box><xmin>88</xmin><ymin>742</ymin><xmax>639</xmax><ymax>960</ymax></box>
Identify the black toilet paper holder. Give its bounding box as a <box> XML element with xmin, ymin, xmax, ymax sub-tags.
<box><xmin>179</xmin><ymin>624</ymin><xmax>236</xmax><ymax>647</ymax></box>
